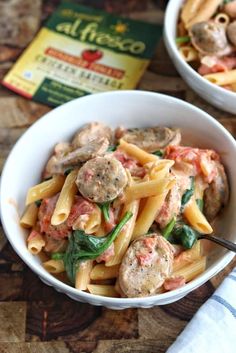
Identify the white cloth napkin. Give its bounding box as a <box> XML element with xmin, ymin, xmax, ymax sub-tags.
<box><xmin>167</xmin><ymin>268</ymin><xmax>236</xmax><ymax>353</ymax></box>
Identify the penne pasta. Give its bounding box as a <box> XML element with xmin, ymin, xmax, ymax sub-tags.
<box><xmin>20</xmin><ymin>203</ymin><xmax>38</xmax><ymax>228</ymax></box>
<box><xmin>28</xmin><ymin>233</ymin><xmax>45</xmax><ymax>255</ymax></box>
<box><xmin>132</xmin><ymin>190</ymin><xmax>168</xmax><ymax>240</ymax></box>
<box><xmin>106</xmin><ymin>200</ymin><xmax>139</xmax><ymax>267</ymax></box>
<box><xmin>146</xmin><ymin>159</ymin><xmax>175</xmax><ymax>180</ymax></box>
<box><xmin>184</xmin><ymin>198</ymin><xmax>213</xmax><ymax>234</ymax></box>
<box><xmin>194</xmin><ymin>176</ymin><xmax>206</xmax><ymax>200</ymax></box>
<box><xmin>43</xmin><ymin>259</ymin><xmax>65</xmax><ymax>273</ymax></box>
<box><xmin>173</xmin><ymin>241</ymin><xmax>202</xmax><ymax>272</ymax></box>
<box><xmin>187</xmin><ymin>0</ymin><xmax>222</xmax><ymax>28</ymax></box>
<box><xmin>124</xmin><ymin>177</ymin><xmax>175</xmax><ymax>203</ymax></box>
<box><xmin>119</xmin><ymin>139</ymin><xmax>159</xmax><ymax>165</ymax></box>
<box><xmin>214</xmin><ymin>12</ymin><xmax>230</xmax><ymax>28</ymax></box>
<box><xmin>179</xmin><ymin>46</ymin><xmax>198</xmax><ymax>62</ymax></box>
<box><xmin>75</xmin><ymin>260</ymin><xmax>93</xmax><ymax>290</ymax></box>
<box><xmin>173</xmin><ymin>256</ymin><xmax>207</xmax><ymax>282</ymax></box>
<box><xmin>90</xmin><ymin>264</ymin><xmax>120</xmax><ymax>280</ymax></box>
<box><xmin>181</xmin><ymin>0</ymin><xmax>204</xmax><ymax>26</ymax></box>
<box><xmin>51</xmin><ymin>170</ymin><xmax>78</xmax><ymax>225</ymax></box>
<box><xmin>83</xmin><ymin>206</ymin><xmax>102</xmax><ymax>234</ymax></box>
<box><xmin>26</xmin><ymin>175</ymin><xmax>65</xmax><ymax>205</ymax></box>
<box><xmin>87</xmin><ymin>284</ymin><xmax>119</xmax><ymax>297</ymax></box>
<box><xmin>204</xmin><ymin>70</ymin><xmax>236</xmax><ymax>86</ymax></box>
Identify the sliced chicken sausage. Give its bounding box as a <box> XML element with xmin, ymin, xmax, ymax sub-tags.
<box><xmin>204</xmin><ymin>161</ymin><xmax>229</xmax><ymax>221</ymax></box>
<box><xmin>119</xmin><ymin>234</ymin><xmax>174</xmax><ymax>297</ymax></box>
<box><xmin>55</xmin><ymin>137</ymin><xmax>109</xmax><ymax>166</ymax></box>
<box><xmin>76</xmin><ymin>156</ymin><xmax>128</xmax><ymax>203</ymax></box>
<box><xmin>227</xmin><ymin>20</ymin><xmax>236</xmax><ymax>47</ymax></box>
<box><xmin>189</xmin><ymin>21</ymin><xmax>229</xmax><ymax>56</ymax></box>
<box><xmin>72</xmin><ymin>122</ymin><xmax>113</xmax><ymax>148</ymax></box>
<box><xmin>121</xmin><ymin>127</ymin><xmax>181</xmax><ymax>153</ymax></box>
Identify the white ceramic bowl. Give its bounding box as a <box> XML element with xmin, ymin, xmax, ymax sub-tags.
<box><xmin>1</xmin><ymin>91</ymin><xmax>236</xmax><ymax>309</ymax></box>
<box><xmin>164</xmin><ymin>0</ymin><xmax>236</xmax><ymax>114</ymax></box>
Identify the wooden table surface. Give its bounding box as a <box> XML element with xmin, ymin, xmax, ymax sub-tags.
<box><xmin>0</xmin><ymin>1</ymin><xmax>235</xmax><ymax>352</ymax></box>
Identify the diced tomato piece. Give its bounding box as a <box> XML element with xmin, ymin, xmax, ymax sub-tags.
<box><xmin>143</xmin><ymin>237</ymin><xmax>156</xmax><ymax>251</ymax></box>
<box><xmin>67</xmin><ymin>196</ymin><xmax>95</xmax><ymax>227</ymax></box>
<box><xmin>198</xmin><ymin>57</ymin><xmax>236</xmax><ymax>76</ymax></box>
<box><xmin>164</xmin><ymin>276</ymin><xmax>185</xmax><ymax>291</ymax></box>
<box><xmin>96</xmin><ymin>243</ymin><xmax>115</xmax><ymax>263</ymax></box>
<box><xmin>27</xmin><ymin>229</ymin><xmax>41</xmax><ymax>241</ymax></box>
<box><xmin>165</xmin><ymin>146</ymin><xmax>219</xmax><ymax>182</ymax></box>
<box><xmin>113</xmin><ymin>150</ymin><xmax>146</xmax><ymax>178</ymax></box>
<box><xmin>38</xmin><ymin>194</ymin><xmax>70</xmax><ymax>239</ymax></box>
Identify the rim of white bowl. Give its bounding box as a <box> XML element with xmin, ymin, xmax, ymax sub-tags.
<box><xmin>1</xmin><ymin>90</ymin><xmax>235</xmax><ymax>305</ymax></box>
<box><xmin>164</xmin><ymin>0</ymin><xmax>236</xmax><ymax>100</ymax></box>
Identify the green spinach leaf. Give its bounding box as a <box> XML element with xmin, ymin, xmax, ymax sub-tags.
<box><xmin>181</xmin><ymin>176</ymin><xmax>194</xmax><ymax>208</ymax></box>
<box><xmin>63</xmin><ymin>211</ymin><xmax>133</xmax><ymax>283</ymax></box>
<box><xmin>152</xmin><ymin>150</ymin><xmax>164</xmax><ymax>157</ymax></box>
<box><xmin>162</xmin><ymin>217</ymin><xmax>176</xmax><ymax>239</ymax></box>
<box><xmin>176</xmin><ymin>36</ymin><xmax>190</xmax><ymax>44</ymax></box>
<box><xmin>196</xmin><ymin>198</ymin><xmax>204</xmax><ymax>212</ymax></box>
<box><xmin>98</xmin><ymin>202</ymin><xmax>111</xmax><ymax>222</ymax></box>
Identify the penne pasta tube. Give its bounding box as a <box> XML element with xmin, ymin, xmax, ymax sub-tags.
<box><xmin>27</xmin><ymin>233</ymin><xmax>45</xmax><ymax>255</ymax></box>
<box><xmin>119</xmin><ymin>139</ymin><xmax>159</xmax><ymax>165</ymax></box>
<box><xmin>26</xmin><ymin>175</ymin><xmax>65</xmax><ymax>205</ymax></box>
<box><xmin>214</xmin><ymin>13</ymin><xmax>230</xmax><ymax>28</ymax></box>
<box><xmin>124</xmin><ymin>177</ymin><xmax>175</xmax><ymax>203</ymax></box>
<box><xmin>51</xmin><ymin>170</ymin><xmax>78</xmax><ymax>225</ymax></box>
<box><xmin>87</xmin><ymin>284</ymin><xmax>119</xmax><ymax>297</ymax></box>
<box><xmin>90</xmin><ymin>264</ymin><xmax>120</xmax><ymax>280</ymax></box>
<box><xmin>173</xmin><ymin>241</ymin><xmax>202</xmax><ymax>272</ymax></box>
<box><xmin>173</xmin><ymin>256</ymin><xmax>207</xmax><ymax>282</ymax></box>
<box><xmin>194</xmin><ymin>176</ymin><xmax>207</xmax><ymax>202</ymax></box>
<box><xmin>146</xmin><ymin>159</ymin><xmax>175</xmax><ymax>180</ymax></box>
<box><xmin>204</xmin><ymin>70</ymin><xmax>236</xmax><ymax>86</ymax></box>
<box><xmin>184</xmin><ymin>198</ymin><xmax>213</xmax><ymax>234</ymax></box>
<box><xmin>179</xmin><ymin>46</ymin><xmax>198</xmax><ymax>62</ymax></box>
<box><xmin>83</xmin><ymin>206</ymin><xmax>102</xmax><ymax>234</ymax></box>
<box><xmin>20</xmin><ymin>203</ymin><xmax>38</xmax><ymax>228</ymax></box>
<box><xmin>106</xmin><ymin>200</ymin><xmax>139</xmax><ymax>267</ymax></box>
<box><xmin>132</xmin><ymin>190</ymin><xmax>169</xmax><ymax>240</ymax></box>
<box><xmin>43</xmin><ymin>259</ymin><xmax>65</xmax><ymax>273</ymax></box>
<box><xmin>231</xmin><ymin>83</ymin><xmax>236</xmax><ymax>92</ymax></box>
<box><xmin>75</xmin><ymin>260</ymin><xmax>93</xmax><ymax>290</ymax></box>
<box><xmin>181</xmin><ymin>0</ymin><xmax>204</xmax><ymax>26</ymax></box>
<box><xmin>187</xmin><ymin>0</ymin><xmax>222</xmax><ymax>28</ymax></box>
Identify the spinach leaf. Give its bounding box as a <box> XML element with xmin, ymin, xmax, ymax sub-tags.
<box><xmin>107</xmin><ymin>145</ymin><xmax>118</xmax><ymax>152</ymax></box>
<box><xmin>152</xmin><ymin>150</ymin><xmax>164</xmax><ymax>157</ymax></box>
<box><xmin>176</xmin><ymin>36</ymin><xmax>190</xmax><ymax>44</ymax></box>
<box><xmin>181</xmin><ymin>176</ymin><xmax>194</xmax><ymax>208</ymax></box>
<box><xmin>63</xmin><ymin>211</ymin><xmax>133</xmax><ymax>283</ymax></box>
<box><xmin>64</xmin><ymin>167</ymin><xmax>74</xmax><ymax>176</ymax></box>
<box><xmin>98</xmin><ymin>202</ymin><xmax>111</xmax><ymax>222</ymax></box>
<box><xmin>196</xmin><ymin>198</ymin><xmax>204</xmax><ymax>212</ymax></box>
<box><xmin>51</xmin><ymin>252</ymin><xmax>64</xmax><ymax>260</ymax></box>
<box><xmin>35</xmin><ymin>199</ymin><xmax>42</xmax><ymax>207</ymax></box>
<box><xmin>162</xmin><ymin>217</ymin><xmax>176</xmax><ymax>239</ymax></box>
<box><xmin>173</xmin><ymin>223</ymin><xmax>198</xmax><ymax>249</ymax></box>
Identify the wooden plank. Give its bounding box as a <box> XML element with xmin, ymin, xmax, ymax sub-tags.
<box><xmin>0</xmin><ymin>302</ymin><xmax>26</xmax><ymax>342</ymax></box>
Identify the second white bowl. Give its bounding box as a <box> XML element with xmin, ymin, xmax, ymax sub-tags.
<box><xmin>164</xmin><ymin>0</ymin><xmax>236</xmax><ymax>114</ymax></box>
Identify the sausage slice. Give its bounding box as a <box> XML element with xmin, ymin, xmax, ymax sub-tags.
<box><xmin>72</xmin><ymin>122</ymin><xmax>113</xmax><ymax>148</ymax></box>
<box><xmin>204</xmin><ymin>161</ymin><xmax>229</xmax><ymax>221</ymax></box>
<box><xmin>121</xmin><ymin>127</ymin><xmax>181</xmax><ymax>152</ymax></box>
<box><xmin>189</xmin><ymin>21</ymin><xmax>229</xmax><ymax>56</ymax></box>
<box><xmin>76</xmin><ymin>156</ymin><xmax>128</xmax><ymax>203</ymax></box>
<box><xmin>119</xmin><ymin>234</ymin><xmax>174</xmax><ymax>297</ymax></box>
<box><xmin>57</xmin><ymin>137</ymin><xmax>109</xmax><ymax>166</ymax></box>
